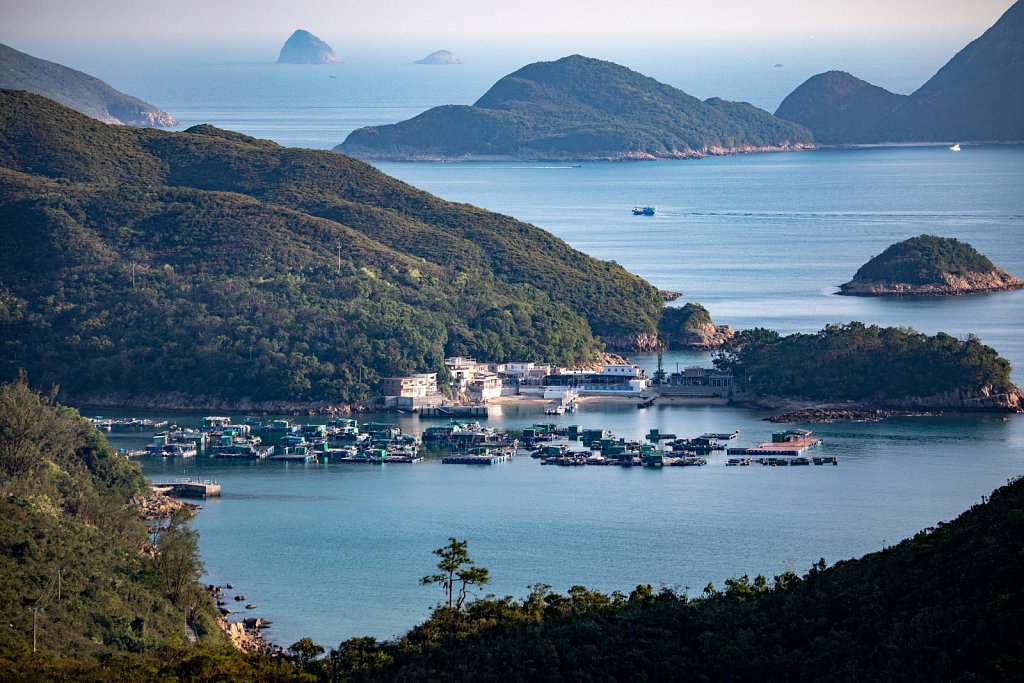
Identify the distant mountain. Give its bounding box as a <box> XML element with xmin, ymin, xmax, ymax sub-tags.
<box><xmin>276</xmin><ymin>30</ymin><xmax>340</xmax><ymax>64</ymax></box>
<box><xmin>776</xmin><ymin>1</ymin><xmax>1024</xmax><ymax>143</ymax></box>
<box><xmin>336</xmin><ymin>55</ymin><xmax>813</xmax><ymax>161</ymax></box>
<box><xmin>839</xmin><ymin>235</ymin><xmax>1024</xmax><ymax>296</ymax></box>
<box><xmin>0</xmin><ymin>42</ymin><xmax>175</xmax><ymax>127</ymax></box>
<box><xmin>0</xmin><ymin>90</ymin><xmax>666</xmax><ymax>407</ymax></box>
<box><xmin>415</xmin><ymin>50</ymin><xmax>462</xmax><ymax>65</ymax></box>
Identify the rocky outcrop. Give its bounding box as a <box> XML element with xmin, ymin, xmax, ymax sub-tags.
<box><xmin>415</xmin><ymin>50</ymin><xmax>462</xmax><ymax>65</ymax></box>
<box><xmin>602</xmin><ymin>332</ymin><xmax>662</xmax><ymax>352</ymax></box>
<box><xmin>734</xmin><ymin>384</ymin><xmax>1024</xmax><ymax>417</ymax></box>
<box><xmin>133</xmin><ymin>491</ymin><xmax>198</xmax><ymax>520</ymax></box>
<box><xmin>673</xmin><ymin>323</ymin><xmax>734</xmax><ymax>350</ymax></box>
<box><xmin>277</xmin><ymin>30</ymin><xmax>341</xmax><ymax>64</ymax></box>
<box><xmin>839</xmin><ymin>268</ymin><xmax>1024</xmax><ymax>296</ymax></box>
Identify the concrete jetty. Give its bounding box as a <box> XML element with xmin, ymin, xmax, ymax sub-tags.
<box><xmin>151</xmin><ymin>478</ymin><xmax>221</xmax><ymax>498</ymax></box>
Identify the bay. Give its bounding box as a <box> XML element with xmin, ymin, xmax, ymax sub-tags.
<box><xmin>62</xmin><ymin>52</ymin><xmax>1024</xmax><ymax>650</ymax></box>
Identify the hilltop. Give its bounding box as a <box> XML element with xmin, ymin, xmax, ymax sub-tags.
<box><xmin>776</xmin><ymin>2</ymin><xmax>1024</xmax><ymax>143</ymax></box>
<box><xmin>840</xmin><ymin>235</ymin><xmax>1024</xmax><ymax>296</ymax></box>
<box><xmin>0</xmin><ymin>90</ymin><xmax>665</xmax><ymax>408</ymax></box>
<box><xmin>0</xmin><ymin>42</ymin><xmax>175</xmax><ymax>127</ymax></box>
<box><xmin>276</xmin><ymin>30</ymin><xmax>341</xmax><ymax>64</ymax></box>
<box><xmin>337</xmin><ymin>55</ymin><xmax>813</xmax><ymax>161</ymax></box>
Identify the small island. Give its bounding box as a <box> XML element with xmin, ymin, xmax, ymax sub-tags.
<box><xmin>839</xmin><ymin>235</ymin><xmax>1024</xmax><ymax>296</ymax></box>
<box><xmin>658</xmin><ymin>303</ymin><xmax>734</xmax><ymax>350</ymax></box>
<box><xmin>276</xmin><ymin>30</ymin><xmax>340</xmax><ymax>64</ymax></box>
<box><xmin>415</xmin><ymin>50</ymin><xmax>462</xmax><ymax>65</ymax></box>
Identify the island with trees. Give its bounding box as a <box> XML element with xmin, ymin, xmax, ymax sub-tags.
<box><xmin>839</xmin><ymin>235</ymin><xmax>1024</xmax><ymax>296</ymax></box>
<box><xmin>715</xmin><ymin>322</ymin><xmax>1024</xmax><ymax>413</ymax></box>
<box><xmin>336</xmin><ymin>55</ymin><xmax>813</xmax><ymax>161</ymax></box>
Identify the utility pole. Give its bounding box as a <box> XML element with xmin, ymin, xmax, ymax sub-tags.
<box><xmin>336</xmin><ymin>242</ymin><xmax>342</xmax><ymax>273</ymax></box>
<box><xmin>30</xmin><ymin>607</ymin><xmax>42</xmax><ymax>653</ymax></box>
<box><xmin>57</xmin><ymin>568</ymin><xmax>62</xmax><ymax>603</ymax></box>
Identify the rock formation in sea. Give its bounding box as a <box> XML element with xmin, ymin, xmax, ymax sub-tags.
<box><xmin>775</xmin><ymin>1</ymin><xmax>1024</xmax><ymax>143</ymax></box>
<box><xmin>0</xmin><ymin>42</ymin><xmax>176</xmax><ymax>127</ymax></box>
<box><xmin>276</xmin><ymin>29</ymin><xmax>341</xmax><ymax>64</ymax></box>
<box><xmin>415</xmin><ymin>50</ymin><xmax>462</xmax><ymax>64</ymax></box>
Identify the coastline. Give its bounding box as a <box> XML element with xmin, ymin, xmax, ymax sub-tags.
<box><xmin>341</xmin><ymin>143</ymin><xmax>816</xmax><ymax>163</ymax></box>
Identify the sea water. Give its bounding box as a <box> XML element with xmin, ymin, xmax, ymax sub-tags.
<box><xmin>57</xmin><ymin>54</ymin><xmax>1024</xmax><ymax>647</ymax></box>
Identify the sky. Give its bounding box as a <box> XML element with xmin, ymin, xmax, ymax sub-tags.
<box><xmin>1</xmin><ymin>0</ymin><xmax>1015</xmax><ymax>46</ymax></box>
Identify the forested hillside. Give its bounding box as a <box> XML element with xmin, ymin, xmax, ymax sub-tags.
<box><xmin>0</xmin><ymin>90</ymin><xmax>664</xmax><ymax>405</ymax></box>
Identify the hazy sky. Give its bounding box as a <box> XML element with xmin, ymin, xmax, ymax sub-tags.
<box><xmin>1</xmin><ymin>0</ymin><xmax>1015</xmax><ymax>43</ymax></box>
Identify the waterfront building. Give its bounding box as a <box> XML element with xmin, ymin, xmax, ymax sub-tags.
<box><xmin>542</xmin><ymin>364</ymin><xmax>650</xmax><ymax>395</ymax></box>
<box><xmin>381</xmin><ymin>373</ymin><xmax>443</xmax><ymax>409</ymax></box>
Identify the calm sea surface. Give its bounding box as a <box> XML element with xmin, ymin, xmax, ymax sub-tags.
<box><xmin>71</xmin><ymin>58</ymin><xmax>1024</xmax><ymax>647</ymax></box>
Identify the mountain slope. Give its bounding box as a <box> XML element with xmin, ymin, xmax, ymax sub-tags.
<box><xmin>0</xmin><ymin>43</ymin><xmax>176</xmax><ymax>127</ymax></box>
<box><xmin>337</xmin><ymin>55</ymin><xmax>813</xmax><ymax>160</ymax></box>
<box><xmin>0</xmin><ymin>90</ymin><xmax>664</xmax><ymax>405</ymax></box>
<box><xmin>776</xmin><ymin>2</ymin><xmax>1024</xmax><ymax>143</ymax></box>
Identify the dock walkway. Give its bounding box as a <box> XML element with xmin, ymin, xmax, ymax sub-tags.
<box><xmin>151</xmin><ymin>479</ymin><xmax>221</xmax><ymax>498</ymax></box>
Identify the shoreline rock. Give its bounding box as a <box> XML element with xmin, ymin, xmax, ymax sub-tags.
<box><xmin>838</xmin><ymin>268</ymin><xmax>1024</xmax><ymax>296</ymax></box>
<box><xmin>732</xmin><ymin>385</ymin><xmax>1024</xmax><ymax>420</ymax></box>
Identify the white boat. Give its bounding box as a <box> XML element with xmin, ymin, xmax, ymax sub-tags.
<box><xmin>949</xmin><ymin>144</ymin><xmax>961</xmax><ymax>151</ymax></box>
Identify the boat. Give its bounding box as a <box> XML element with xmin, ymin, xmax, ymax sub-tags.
<box><xmin>949</xmin><ymin>143</ymin><xmax>961</xmax><ymax>151</ymax></box>
<box><xmin>632</xmin><ymin>206</ymin><xmax>656</xmax><ymax>216</ymax></box>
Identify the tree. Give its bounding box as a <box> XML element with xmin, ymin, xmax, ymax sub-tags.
<box><xmin>421</xmin><ymin>537</ymin><xmax>490</xmax><ymax>610</ymax></box>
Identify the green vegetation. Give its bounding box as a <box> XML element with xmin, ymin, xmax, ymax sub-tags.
<box><xmin>338</xmin><ymin>55</ymin><xmax>812</xmax><ymax>160</ymax></box>
<box><xmin>714</xmin><ymin>322</ymin><xmax>1016</xmax><ymax>402</ymax></box>
<box><xmin>0</xmin><ymin>90</ymin><xmax>665</xmax><ymax>404</ymax></box>
<box><xmin>775</xmin><ymin>2</ymin><xmax>1024</xmax><ymax>143</ymax></box>
<box><xmin>420</xmin><ymin>538</ymin><xmax>490</xmax><ymax>611</ymax></box>
<box><xmin>848</xmin><ymin>234</ymin><xmax>997</xmax><ymax>285</ymax></box>
<box><xmin>0</xmin><ymin>42</ymin><xmax>175</xmax><ymax>127</ymax></box>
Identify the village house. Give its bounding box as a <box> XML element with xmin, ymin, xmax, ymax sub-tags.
<box><xmin>380</xmin><ymin>372</ymin><xmax>443</xmax><ymax>409</ymax></box>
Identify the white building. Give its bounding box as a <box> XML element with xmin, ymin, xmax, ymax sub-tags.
<box><xmin>381</xmin><ymin>373</ymin><xmax>442</xmax><ymax>409</ymax></box>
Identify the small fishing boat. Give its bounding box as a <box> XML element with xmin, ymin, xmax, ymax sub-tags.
<box><xmin>949</xmin><ymin>143</ymin><xmax>961</xmax><ymax>151</ymax></box>
<box><xmin>632</xmin><ymin>206</ymin><xmax>656</xmax><ymax>216</ymax></box>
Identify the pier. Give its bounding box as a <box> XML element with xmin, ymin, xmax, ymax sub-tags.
<box><xmin>151</xmin><ymin>479</ymin><xmax>221</xmax><ymax>498</ymax></box>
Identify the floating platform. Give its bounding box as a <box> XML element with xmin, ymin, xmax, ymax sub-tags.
<box><xmin>727</xmin><ymin>437</ymin><xmax>822</xmax><ymax>457</ymax></box>
<box><xmin>419</xmin><ymin>405</ymin><xmax>489</xmax><ymax>417</ymax></box>
<box><xmin>151</xmin><ymin>479</ymin><xmax>221</xmax><ymax>498</ymax></box>
<box><xmin>269</xmin><ymin>453</ymin><xmax>318</xmax><ymax>462</ymax></box>
<box><xmin>442</xmin><ymin>454</ymin><xmax>509</xmax><ymax>465</ymax></box>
